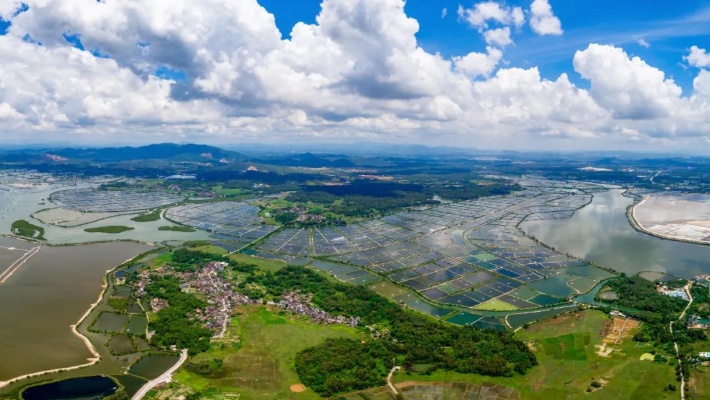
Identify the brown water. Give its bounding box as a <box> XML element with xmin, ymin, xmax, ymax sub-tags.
<box><xmin>0</xmin><ymin>241</ymin><xmax>152</xmax><ymax>381</ymax></box>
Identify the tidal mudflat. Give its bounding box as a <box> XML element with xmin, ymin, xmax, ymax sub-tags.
<box><xmin>633</xmin><ymin>193</ymin><xmax>710</xmax><ymax>244</ymax></box>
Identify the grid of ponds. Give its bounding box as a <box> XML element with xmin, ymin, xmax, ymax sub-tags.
<box><xmin>254</xmin><ymin>179</ymin><xmax>614</xmax><ymax>312</ymax></box>
<box><xmin>165</xmin><ymin>202</ymin><xmax>278</xmax><ymax>248</ymax></box>
<box><xmin>51</xmin><ymin>189</ymin><xmax>184</xmax><ymax>212</ymax></box>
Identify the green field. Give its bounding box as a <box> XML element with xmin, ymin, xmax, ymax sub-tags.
<box><xmin>393</xmin><ymin>310</ymin><xmax>679</xmax><ymax>399</ymax></box>
<box><xmin>474</xmin><ymin>298</ymin><xmax>518</xmax><ymax>311</ymax></box>
<box><xmin>131</xmin><ymin>210</ymin><xmax>162</xmax><ymax>222</ymax></box>
<box><xmin>541</xmin><ymin>333</ymin><xmax>589</xmax><ymax>361</ymax></box>
<box><xmin>191</xmin><ymin>245</ymin><xmax>228</xmax><ymax>255</ymax></box>
<box><xmin>158</xmin><ymin>225</ymin><xmax>196</xmax><ymax>232</ymax></box>
<box><xmin>84</xmin><ymin>225</ymin><xmax>135</xmax><ymax>234</ymax></box>
<box><xmin>171</xmin><ymin>306</ymin><xmax>360</xmax><ymax>399</ymax></box>
<box><xmin>229</xmin><ymin>253</ymin><xmax>286</xmax><ymax>273</ymax></box>
<box><xmin>149</xmin><ymin>252</ymin><xmax>173</xmax><ymax>269</ymax></box>
<box><xmin>11</xmin><ymin>219</ymin><xmax>45</xmax><ymax>240</ymax></box>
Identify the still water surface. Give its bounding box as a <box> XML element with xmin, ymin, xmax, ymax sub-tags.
<box><xmin>21</xmin><ymin>376</ymin><xmax>117</xmax><ymax>400</ymax></box>
<box><xmin>0</xmin><ymin>242</ymin><xmax>152</xmax><ymax>381</ymax></box>
<box><xmin>521</xmin><ymin>189</ymin><xmax>710</xmax><ymax>278</ymax></box>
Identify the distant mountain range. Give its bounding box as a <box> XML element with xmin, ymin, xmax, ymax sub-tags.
<box><xmin>49</xmin><ymin>143</ymin><xmax>242</xmax><ymax>162</ymax></box>
<box><xmin>0</xmin><ymin>143</ymin><xmax>243</xmax><ymax>164</ymax></box>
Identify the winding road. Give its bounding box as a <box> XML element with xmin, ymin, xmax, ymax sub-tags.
<box><xmin>670</xmin><ymin>283</ymin><xmax>693</xmax><ymax>400</ymax></box>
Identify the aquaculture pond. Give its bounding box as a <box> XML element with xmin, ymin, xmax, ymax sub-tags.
<box><xmin>21</xmin><ymin>376</ymin><xmax>117</xmax><ymax>400</ymax></box>
<box><xmin>128</xmin><ymin>354</ymin><xmax>179</xmax><ymax>380</ymax></box>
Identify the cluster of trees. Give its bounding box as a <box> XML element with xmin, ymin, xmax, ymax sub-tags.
<box><xmin>145</xmin><ymin>277</ymin><xmax>213</xmax><ymax>354</ymax></box>
<box><xmin>598</xmin><ymin>276</ymin><xmax>687</xmax><ymax>314</ymax></box>
<box><xmin>297</xmin><ymin>338</ymin><xmax>391</xmax><ymax>396</ymax></box>
<box><xmin>239</xmin><ymin>266</ymin><xmax>536</xmax><ymax>397</ymax></box>
<box><xmin>170</xmin><ymin>248</ymin><xmax>225</xmax><ymax>272</ymax></box>
<box><xmin>284</xmin><ymin>178</ymin><xmax>519</xmax><ymax>220</ymax></box>
<box><xmin>687</xmin><ymin>284</ymin><xmax>710</xmax><ymax>318</ymax></box>
<box><xmin>286</xmin><ymin>190</ymin><xmax>437</xmax><ymax>218</ymax></box>
<box><xmin>598</xmin><ymin>277</ymin><xmax>707</xmax><ymax>347</ymax></box>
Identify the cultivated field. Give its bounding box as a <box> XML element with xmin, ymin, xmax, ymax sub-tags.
<box><xmin>394</xmin><ymin>310</ymin><xmax>679</xmax><ymax>399</ymax></box>
<box><xmin>168</xmin><ymin>306</ymin><xmax>360</xmax><ymax>399</ymax></box>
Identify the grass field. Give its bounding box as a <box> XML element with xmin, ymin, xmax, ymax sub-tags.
<box><xmin>131</xmin><ymin>210</ymin><xmax>162</xmax><ymax>222</ymax></box>
<box><xmin>149</xmin><ymin>252</ymin><xmax>172</xmax><ymax>269</ymax></box>
<box><xmin>84</xmin><ymin>225</ymin><xmax>135</xmax><ymax>234</ymax></box>
<box><xmin>368</xmin><ymin>281</ymin><xmax>410</xmax><ymax>299</ymax></box>
<box><xmin>393</xmin><ymin>310</ymin><xmax>679</xmax><ymax>399</ymax></box>
<box><xmin>474</xmin><ymin>298</ymin><xmax>518</xmax><ymax>311</ymax></box>
<box><xmin>171</xmin><ymin>306</ymin><xmax>360</xmax><ymax>399</ymax></box>
<box><xmin>191</xmin><ymin>245</ymin><xmax>228</xmax><ymax>255</ymax></box>
<box><xmin>229</xmin><ymin>253</ymin><xmax>286</xmax><ymax>273</ymax></box>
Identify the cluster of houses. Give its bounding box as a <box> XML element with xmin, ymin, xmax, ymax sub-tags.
<box><xmin>277</xmin><ymin>206</ymin><xmax>328</xmax><ymax>224</ymax></box>
<box><xmin>136</xmin><ymin>261</ymin><xmax>258</xmax><ymax>336</ymax></box>
<box><xmin>656</xmin><ymin>284</ymin><xmax>690</xmax><ymax>301</ymax></box>
<box><xmin>135</xmin><ymin>261</ymin><xmax>360</xmax><ymax>339</ymax></box>
<box><xmin>276</xmin><ymin>291</ymin><xmax>360</xmax><ymax>327</ymax></box>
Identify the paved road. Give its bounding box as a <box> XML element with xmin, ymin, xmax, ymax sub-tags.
<box><xmin>670</xmin><ymin>283</ymin><xmax>693</xmax><ymax>400</ymax></box>
<box><xmin>386</xmin><ymin>366</ymin><xmax>400</xmax><ymax>397</ymax></box>
<box><xmin>132</xmin><ymin>349</ymin><xmax>188</xmax><ymax>400</ymax></box>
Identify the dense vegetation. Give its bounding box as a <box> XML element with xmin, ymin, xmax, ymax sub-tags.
<box><xmin>687</xmin><ymin>284</ymin><xmax>710</xmax><ymax>319</ymax></box>
<box><xmin>11</xmin><ymin>219</ymin><xmax>45</xmax><ymax>240</ymax></box>
<box><xmin>297</xmin><ymin>338</ymin><xmax>391</xmax><ymax>395</ymax></box>
<box><xmin>597</xmin><ymin>277</ymin><xmax>706</xmax><ymax>346</ymax></box>
<box><xmin>145</xmin><ymin>276</ymin><xmax>213</xmax><ymax>355</ymax></box>
<box><xmin>131</xmin><ymin>210</ymin><xmax>162</xmax><ymax>222</ymax></box>
<box><xmin>240</xmin><ymin>266</ymin><xmax>536</xmax><ymax>397</ymax></box>
<box><xmin>169</xmin><ymin>248</ymin><xmax>225</xmax><ymax>272</ymax></box>
<box><xmin>284</xmin><ymin>179</ymin><xmax>519</xmax><ymax>219</ymax></box>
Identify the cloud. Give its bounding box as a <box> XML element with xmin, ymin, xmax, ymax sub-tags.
<box><xmin>0</xmin><ymin>0</ymin><xmax>707</xmax><ymax>151</ymax></box>
<box><xmin>483</xmin><ymin>27</ymin><xmax>512</xmax><ymax>47</ymax></box>
<box><xmin>454</xmin><ymin>47</ymin><xmax>503</xmax><ymax>77</ymax></box>
<box><xmin>573</xmin><ymin>44</ymin><xmax>682</xmax><ymax>120</ymax></box>
<box><xmin>636</xmin><ymin>38</ymin><xmax>650</xmax><ymax>48</ymax></box>
<box><xmin>457</xmin><ymin>2</ymin><xmax>524</xmax><ymax>29</ymax></box>
<box><xmin>685</xmin><ymin>46</ymin><xmax>710</xmax><ymax>68</ymax></box>
<box><xmin>441</xmin><ymin>8</ymin><xmax>447</xmax><ymax>18</ymax></box>
<box><xmin>530</xmin><ymin>0</ymin><xmax>563</xmax><ymax>36</ymax></box>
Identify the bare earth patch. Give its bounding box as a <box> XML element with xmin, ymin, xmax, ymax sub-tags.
<box><xmin>290</xmin><ymin>384</ymin><xmax>306</xmax><ymax>393</ymax></box>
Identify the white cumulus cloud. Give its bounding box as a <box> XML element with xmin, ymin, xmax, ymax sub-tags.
<box><xmin>530</xmin><ymin>0</ymin><xmax>563</xmax><ymax>36</ymax></box>
<box><xmin>0</xmin><ymin>0</ymin><xmax>706</xmax><ymax>152</ymax></box>
<box><xmin>457</xmin><ymin>2</ymin><xmax>525</xmax><ymax>29</ymax></box>
<box><xmin>685</xmin><ymin>46</ymin><xmax>710</xmax><ymax>68</ymax></box>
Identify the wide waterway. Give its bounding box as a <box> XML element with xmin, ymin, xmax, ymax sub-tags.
<box><xmin>521</xmin><ymin>189</ymin><xmax>710</xmax><ymax>278</ymax></box>
<box><xmin>0</xmin><ymin>241</ymin><xmax>152</xmax><ymax>382</ymax></box>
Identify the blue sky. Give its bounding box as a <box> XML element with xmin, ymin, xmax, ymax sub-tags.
<box><xmin>261</xmin><ymin>0</ymin><xmax>710</xmax><ymax>94</ymax></box>
<box><xmin>0</xmin><ymin>0</ymin><xmax>708</xmax><ymax>152</ymax></box>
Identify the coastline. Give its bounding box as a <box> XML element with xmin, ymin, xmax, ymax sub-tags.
<box><xmin>628</xmin><ymin>195</ymin><xmax>710</xmax><ymax>247</ymax></box>
<box><xmin>0</xmin><ymin>252</ymin><xmax>147</xmax><ymax>390</ymax></box>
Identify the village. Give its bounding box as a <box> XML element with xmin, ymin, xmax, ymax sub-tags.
<box><xmin>134</xmin><ymin>260</ymin><xmax>359</xmax><ymax>340</ymax></box>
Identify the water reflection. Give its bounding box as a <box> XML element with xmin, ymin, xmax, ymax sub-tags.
<box><xmin>521</xmin><ymin>189</ymin><xmax>710</xmax><ymax>278</ymax></box>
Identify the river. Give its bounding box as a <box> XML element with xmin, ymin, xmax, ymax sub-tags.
<box><xmin>521</xmin><ymin>189</ymin><xmax>710</xmax><ymax>278</ymax></box>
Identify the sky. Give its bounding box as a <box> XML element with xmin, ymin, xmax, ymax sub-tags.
<box><xmin>0</xmin><ymin>0</ymin><xmax>709</xmax><ymax>153</ymax></box>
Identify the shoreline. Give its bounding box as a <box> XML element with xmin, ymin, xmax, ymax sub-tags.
<box><xmin>628</xmin><ymin>195</ymin><xmax>710</xmax><ymax>247</ymax></box>
<box><xmin>0</xmin><ymin>251</ymin><xmax>149</xmax><ymax>390</ymax></box>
